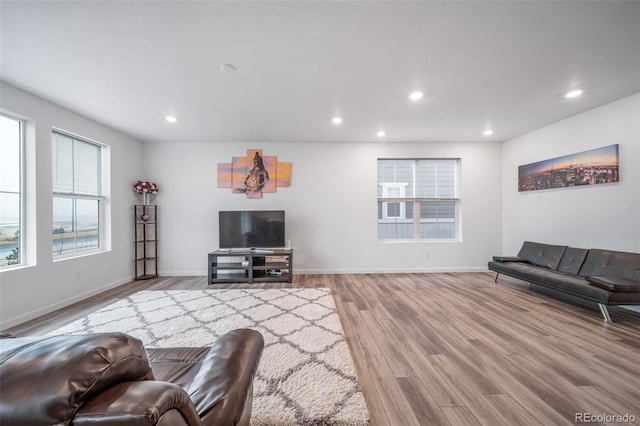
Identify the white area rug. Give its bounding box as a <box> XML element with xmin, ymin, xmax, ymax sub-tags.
<box><xmin>48</xmin><ymin>288</ymin><xmax>370</xmax><ymax>426</ymax></box>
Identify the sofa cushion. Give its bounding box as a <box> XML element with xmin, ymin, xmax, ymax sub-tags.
<box><xmin>489</xmin><ymin>261</ymin><xmax>559</xmax><ymax>284</ymax></box>
<box><xmin>0</xmin><ymin>333</ymin><xmax>153</xmax><ymax>425</ymax></box>
<box><xmin>489</xmin><ymin>260</ymin><xmax>611</xmax><ymax>303</ymax></box>
<box><xmin>533</xmin><ymin>271</ymin><xmax>611</xmax><ymax>303</ymax></box>
<box><xmin>578</xmin><ymin>249</ymin><xmax>640</xmax><ymax>280</ymax></box>
<box><xmin>148</xmin><ymin>346</ymin><xmax>211</xmax><ymax>388</ymax></box>
<box><xmin>587</xmin><ymin>276</ymin><xmax>640</xmax><ymax>293</ymax></box>
<box><xmin>557</xmin><ymin>247</ymin><xmax>589</xmax><ymax>275</ymax></box>
<box><xmin>517</xmin><ymin>241</ymin><xmax>567</xmax><ymax>270</ymax></box>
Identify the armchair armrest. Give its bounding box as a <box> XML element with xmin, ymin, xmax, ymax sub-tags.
<box><xmin>186</xmin><ymin>329</ymin><xmax>264</xmax><ymax>426</ymax></box>
<box><xmin>492</xmin><ymin>256</ymin><xmax>526</xmax><ymax>262</ymax></box>
<box><xmin>74</xmin><ymin>380</ymin><xmax>201</xmax><ymax>425</ymax></box>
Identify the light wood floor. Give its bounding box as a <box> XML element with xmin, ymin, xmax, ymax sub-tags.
<box><xmin>7</xmin><ymin>272</ymin><xmax>640</xmax><ymax>426</ymax></box>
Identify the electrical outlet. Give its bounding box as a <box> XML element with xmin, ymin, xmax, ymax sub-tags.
<box><xmin>425</xmin><ymin>251</ymin><xmax>431</xmax><ymax>258</ymax></box>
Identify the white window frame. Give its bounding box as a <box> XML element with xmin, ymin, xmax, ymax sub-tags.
<box><xmin>0</xmin><ymin>113</ymin><xmax>25</xmax><ymax>269</ymax></box>
<box><xmin>377</xmin><ymin>158</ymin><xmax>460</xmax><ymax>241</ymax></box>
<box><xmin>52</xmin><ymin>130</ymin><xmax>107</xmax><ymax>259</ymax></box>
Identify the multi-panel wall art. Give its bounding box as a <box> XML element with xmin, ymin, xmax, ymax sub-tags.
<box><xmin>217</xmin><ymin>149</ymin><xmax>291</xmax><ymax>198</ymax></box>
<box><xmin>518</xmin><ymin>144</ymin><xmax>619</xmax><ymax>192</ymax></box>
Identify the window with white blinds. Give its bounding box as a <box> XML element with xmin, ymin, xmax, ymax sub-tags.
<box><xmin>52</xmin><ymin>131</ymin><xmax>105</xmax><ymax>257</ymax></box>
<box><xmin>0</xmin><ymin>114</ymin><xmax>24</xmax><ymax>268</ymax></box>
<box><xmin>377</xmin><ymin>159</ymin><xmax>460</xmax><ymax>240</ymax></box>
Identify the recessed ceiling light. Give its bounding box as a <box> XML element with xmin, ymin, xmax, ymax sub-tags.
<box><xmin>565</xmin><ymin>89</ymin><xmax>583</xmax><ymax>98</ymax></box>
<box><xmin>332</xmin><ymin>117</ymin><xmax>343</xmax><ymax>124</ymax></box>
<box><xmin>165</xmin><ymin>116</ymin><xmax>178</xmax><ymax>123</ymax></box>
<box><xmin>408</xmin><ymin>91</ymin><xmax>424</xmax><ymax>101</ymax></box>
<box><xmin>483</xmin><ymin>129</ymin><xmax>494</xmax><ymax>136</ymax></box>
<box><xmin>377</xmin><ymin>130</ymin><xmax>386</xmax><ymax>137</ymax></box>
<box><xmin>220</xmin><ymin>63</ymin><xmax>237</xmax><ymax>73</ymax></box>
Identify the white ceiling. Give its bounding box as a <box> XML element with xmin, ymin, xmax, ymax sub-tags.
<box><xmin>1</xmin><ymin>1</ymin><xmax>639</xmax><ymax>144</ymax></box>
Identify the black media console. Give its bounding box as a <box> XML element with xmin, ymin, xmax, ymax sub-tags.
<box><xmin>208</xmin><ymin>249</ymin><xmax>293</xmax><ymax>284</ymax></box>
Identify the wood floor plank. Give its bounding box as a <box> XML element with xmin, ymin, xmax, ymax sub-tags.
<box><xmin>403</xmin><ymin>348</ymin><xmax>466</xmax><ymax>408</ymax></box>
<box><xmin>481</xmin><ymin>393</ymin><xmax>543</xmax><ymax>426</ymax></box>
<box><xmin>468</xmin><ymin>340</ymin><xmax>573</xmax><ymax>425</ymax></box>
<box><xmin>344</xmin><ymin>336</ymin><xmax>391</xmax><ymax>426</ymax></box>
<box><xmin>499</xmin><ymin>353</ymin><xmax>605</xmax><ymax>422</ymax></box>
<box><xmin>362</xmin><ymin>313</ymin><xmax>415</xmax><ymax>378</ymax></box>
<box><xmin>364</xmin><ymin>354</ymin><xmax>421</xmax><ymax>426</ymax></box>
<box><xmin>576</xmin><ymin>386</ymin><xmax>640</xmax><ymax>422</ymax></box>
<box><xmin>440</xmin><ymin>406</ymin><xmax>481</xmax><ymax>426</ymax></box>
<box><xmin>429</xmin><ymin>353</ymin><xmax>514</xmax><ymax>425</ymax></box>
<box><xmin>5</xmin><ymin>272</ymin><xmax>640</xmax><ymax>425</ymax></box>
<box><xmin>396</xmin><ymin>376</ymin><xmax>451</xmax><ymax>425</ymax></box>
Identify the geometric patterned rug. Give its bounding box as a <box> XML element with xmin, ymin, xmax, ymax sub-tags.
<box><xmin>47</xmin><ymin>288</ymin><xmax>370</xmax><ymax>426</ymax></box>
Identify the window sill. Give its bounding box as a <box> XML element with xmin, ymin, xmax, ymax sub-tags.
<box><xmin>53</xmin><ymin>249</ymin><xmax>110</xmax><ymax>262</ymax></box>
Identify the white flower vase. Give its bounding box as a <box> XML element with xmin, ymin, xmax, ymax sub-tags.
<box><xmin>143</xmin><ymin>192</ymin><xmax>150</xmax><ymax>205</ymax></box>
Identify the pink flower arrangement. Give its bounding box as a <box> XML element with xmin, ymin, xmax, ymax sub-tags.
<box><xmin>132</xmin><ymin>180</ymin><xmax>159</xmax><ymax>195</ymax></box>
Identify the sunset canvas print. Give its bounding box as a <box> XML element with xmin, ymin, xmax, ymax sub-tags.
<box><xmin>518</xmin><ymin>144</ymin><xmax>619</xmax><ymax>192</ymax></box>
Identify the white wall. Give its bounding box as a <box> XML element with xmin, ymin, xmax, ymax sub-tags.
<box><xmin>144</xmin><ymin>140</ymin><xmax>503</xmax><ymax>275</ymax></box>
<box><xmin>502</xmin><ymin>93</ymin><xmax>640</xmax><ymax>255</ymax></box>
<box><xmin>0</xmin><ymin>83</ymin><xmax>144</xmax><ymax>328</ymax></box>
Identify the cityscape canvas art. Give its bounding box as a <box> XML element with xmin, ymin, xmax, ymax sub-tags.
<box><xmin>518</xmin><ymin>144</ymin><xmax>619</xmax><ymax>192</ymax></box>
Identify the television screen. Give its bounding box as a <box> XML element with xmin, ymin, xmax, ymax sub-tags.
<box><xmin>219</xmin><ymin>210</ymin><xmax>285</xmax><ymax>249</ymax></box>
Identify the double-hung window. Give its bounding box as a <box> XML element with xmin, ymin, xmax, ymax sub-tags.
<box><xmin>0</xmin><ymin>114</ymin><xmax>24</xmax><ymax>268</ymax></box>
<box><xmin>52</xmin><ymin>131</ymin><xmax>105</xmax><ymax>257</ymax></box>
<box><xmin>378</xmin><ymin>159</ymin><xmax>460</xmax><ymax>241</ymax></box>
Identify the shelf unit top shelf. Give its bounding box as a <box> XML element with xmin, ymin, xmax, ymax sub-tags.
<box><xmin>210</xmin><ymin>249</ymin><xmax>292</xmax><ymax>255</ymax></box>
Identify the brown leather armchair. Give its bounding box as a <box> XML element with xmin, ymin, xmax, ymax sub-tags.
<box><xmin>0</xmin><ymin>329</ymin><xmax>263</xmax><ymax>426</ymax></box>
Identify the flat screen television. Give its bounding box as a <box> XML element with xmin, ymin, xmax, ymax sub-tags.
<box><xmin>219</xmin><ymin>210</ymin><xmax>285</xmax><ymax>249</ymax></box>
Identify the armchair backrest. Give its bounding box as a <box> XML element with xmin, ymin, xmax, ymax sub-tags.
<box><xmin>0</xmin><ymin>333</ymin><xmax>153</xmax><ymax>425</ymax></box>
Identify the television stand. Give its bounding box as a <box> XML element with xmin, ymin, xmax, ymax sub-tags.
<box><xmin>208</xmin><ymin>249</ymin><xmax>293</xmax><ymax>284</ymax></box>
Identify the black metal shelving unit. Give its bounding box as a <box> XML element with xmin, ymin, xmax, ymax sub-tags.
<box><xmin>134</xmin><ymin>204</ymin><xmax>158</xmax><ymax>280</ymax></box>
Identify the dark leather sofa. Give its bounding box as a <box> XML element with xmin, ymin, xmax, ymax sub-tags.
<box><xmin>0</xmin><ymin>329</ymin><xmax>264</xmax><ymax>426</ymax></box>
<box><xmin>488</xmin><ymin>241</ymin><xmax>640</xmax><ymax>321</ymax></box>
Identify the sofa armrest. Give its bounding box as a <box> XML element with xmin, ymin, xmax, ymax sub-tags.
<box><xmin>492</xmin><ymin>256</ymin><xmax>527</xmax><ymax>263</ymax></box>
<box><xmin>587</xmin><ymin>276</ymin><xmax>640</xmax><ymax>293</ymax></box>
<box><xmin>185</xmin><ymin>329</ymin><xmax>264</xmax><ymax>426</ymax></box>
<box><xmin>74</xmin><ymin>380</ymin><xmax>201</xmax><ymax>425</ymax></box>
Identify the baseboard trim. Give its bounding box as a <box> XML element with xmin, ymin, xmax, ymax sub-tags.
<box><xmin>158</xmin><ymin>271</ymin><xmax>205</xmax><ymax>276</ymax></box>
<box><xmin>1</xmin><ymin>276</ymin><xmax>133</xmax><ymax>329</ymax></box>
<box><xmin>298</xmin><ymin>267</ymin><xmax>489</xmax><ymax>274</ymax></box>
<box><xmin>159</xmin><ymin>267</ymin><xmax>489</xmax><ymax>276</ymax></box>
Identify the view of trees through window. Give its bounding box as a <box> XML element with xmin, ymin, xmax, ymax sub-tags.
<box><xmin>377</xmin><ymin>159</ymin><xmax>459</xmax><ymax>240</ymax></box>
<box><xmin>0</xmin><ymin>115</ymin><xmax>22</xmax><ymax>268</ymax></box>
